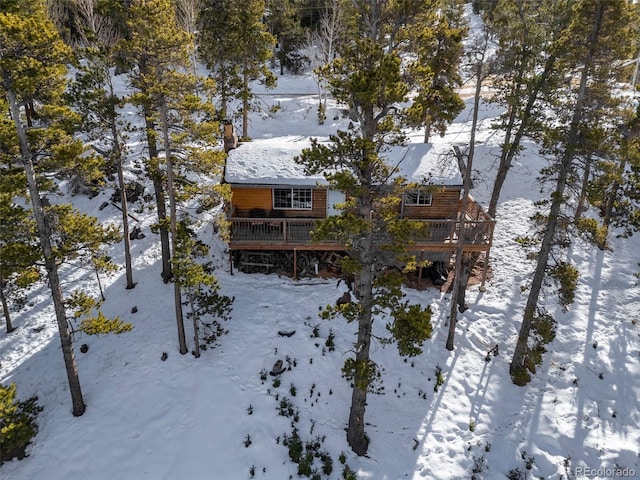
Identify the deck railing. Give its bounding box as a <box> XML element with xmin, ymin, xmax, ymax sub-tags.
<box><xmin>228</xmin><ymin>200</ymin><xmax>495</xmax><ymax>251</ymax></box>
<box><xmin>229</xmin><ymin>218</ymin><xmax>325</xmax><ymax>244</ymax></box>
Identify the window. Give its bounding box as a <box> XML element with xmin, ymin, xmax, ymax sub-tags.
<box><xmin>273</xmin><ymin>188</ymin><xmax>312</xmax><ymax>210</ymax></box>
<box><xmin>405</xmin><ymin>190</ymin><xmax>432</xmax><ymax>206</ymax></box>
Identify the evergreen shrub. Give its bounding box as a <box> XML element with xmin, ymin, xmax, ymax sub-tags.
<box><xmin>0</xmin><ymin>383</ymin><xmax>43</xmax><ymax>464</ymax></box>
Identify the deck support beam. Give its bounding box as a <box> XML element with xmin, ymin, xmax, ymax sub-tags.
<box><xmin>479</xmin><ymin>249</ymin><xmax>490</xmax><ymax>292</ymax></box>
<box><xmin>293</xmin><ymin>248</ymin><xmax>298</xmax><ymax>280</ymax></box>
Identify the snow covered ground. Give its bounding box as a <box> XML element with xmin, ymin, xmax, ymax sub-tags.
<box><xmin>2</xmin><ymin>52</ymin><xmax>640</xmax><ymax>480</ymax></box>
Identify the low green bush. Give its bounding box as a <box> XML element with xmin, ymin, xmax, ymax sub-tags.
<box><xmin>0</xmin><ymin>383</ymin><xmax>43</xmax><ymax>464</ymax></box>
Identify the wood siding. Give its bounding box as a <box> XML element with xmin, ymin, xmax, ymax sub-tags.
<box><xmin>231</xmin><ymin>186</ymin><xmax>327</xmax><ymax>218</ymax></box>
<box><xmin>231</xmin><ymin>187</ymin><xmax>272</xmax><ymax>213</ymax></box>
<box><xmin>231</xmin><ymin>186</ymin><xmax>460</xmax><ymax>220</ymax></box>
<box><xmin>402</xmin><ymin>188</ymin><xmax>461</xmax><ymax>220</ymax></box>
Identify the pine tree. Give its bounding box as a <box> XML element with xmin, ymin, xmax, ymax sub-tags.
<box><xmin>265</xmin><ymin>0</ymin><xmax>306</xmax><ymax>75</ymax></box>
<box><xmin>107</xmin><ymin>0</ymin><xmax>174</xmax><ymax>284</ymax></box>
<box><xmin>65</xmin><ymin>290</ymin><xmax>132</xmax><ymax>336</ymax></box>
<box><xmin>55</xmin><ymin>1</ymin><xmax>135</xmax><ymax>289</ymax></box>
<box><xmin>121</xmin><ymin>0</ymin><xmax>227</xmax><ymax>354</ymax></box>
<box><xmin>570</xmin><ymin>82</ymin><xmax>631</xmax><ymax>249</ymax></box>
<box><xmin>1</xmin><ymin>0</ymin><xmax>88</xmax><ymax>416</ymax></box>
<box><xmin>405</xmin><ymin>0</ymin><xmax>466</xmax><ymax>143</ymax></box>
<box><xmin>173</xmin><ymin>222</ymin><xmax>233</xmax><ymax>358</ymax></box>
<box><xmin>68</xmin><ymin>48</ymin><xmax>137</xmax><ymax>289</ymax></box>
<box><xmin>446</xmin><ymin>27</ymin><xmax>492</xmax><ymax>350</ymax></box>
<box><xmin>1</xmin><ymin>0</ymin><xmax>130</xmax><ymax>414</ymax></box>
<box><xmin>198</xmin><ymin>0</ymin><xmax>276</xmax><ymax>137</ymax></box>
<box><xmin>0</xmin><ymin>167</ymin><xmax>40</xmax><ymax>334</ymax></box>
<box><xmin>510</xmin><ymin>0</ymin><xmax>637</xmax><ymax>385</ymax></box>
<box><xmin>119</xmin><ymin>0</ymin><xmax>190</xmax><ymax>353</ymax></box>
<box><xmin>571</xmin><ymin>47</ymin><xmax>639</xmax><ymax>248</ymax></box>
<box><xmin>297</xmin><ymin>0</ymin><xmax>439</xmax><ymax>456</ymax></box>
<box><xmin>0</xmin><ymin>99</ymin><xmax>37</xmax><ymax>334</ymax></box>
<box><xmin>0</xmin><ymin>382</ymin><xmax>43</xmax><ymax>464</ymax></box>
<box><xmin>46</xmin><ymin>203</ymin><xmax>122</xmax><ymax>295</ymax></box>
<box><xmin>197</xmin><ymin>0</ymin><xmax>237</xmax><ymax>119</ymax></box>
<box><xmin>485</xmin><ymin>0</ymin><xmax>572</xmax><ymax>219</ymax></box>
<box><xmin>593</xmin><ymin>104</ymin><xmax>640</xmax><ymax>237</ymax></box>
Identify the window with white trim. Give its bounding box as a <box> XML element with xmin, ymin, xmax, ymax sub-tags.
<box><xmin>273</xmin><ymin>188</ymin><xmax>313</xmax><ymax>209</ymax></box>
<box><xmin>404</xmin><ymin>190</ymin><xmax>433</xmax><ymax>206</ymax></box>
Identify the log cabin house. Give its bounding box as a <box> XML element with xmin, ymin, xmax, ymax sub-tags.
<box><xmin>223</xmin><ymin>135</ymin><xmax>495</xmax><ymax>284</ymax></box>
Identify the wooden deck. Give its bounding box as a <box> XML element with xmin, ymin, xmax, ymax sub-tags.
<box><xmin>228</xmin><ymin>218</ymin><xmax>338</xmax><ymax>250</ymax></box>
<box><xmin>227</xmin><ymin>197</ymin><xmax>495</xmax><ymax>253</ymax></box>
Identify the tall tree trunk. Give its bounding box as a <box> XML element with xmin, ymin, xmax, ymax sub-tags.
<box><xmin>347</xmin><ymin>232</ymin><xmax>374</xmax><ymax>456</ymax></box>
<box><xmin>456</xmin><ymin>252</ymin><xmax>481</xmax><ymax>312</ymax></box>
<box><xmin>488</xmin><ymin>55</ymin><xmax>557</xmax><ymax>219</ymax></box>
<box><xmin>601</xmin><ymin>156</ymin><xmax>627</xmax><ymax>234</ymax></box>
<box><xmin>242</xmin><ymin>67</ymin><xmax>249</xmax><ymax>138</ymax></box>
<box><xmin>446</xmin><ymin>202</ymin><xmax>470</xmax><ymax>351</ymax></box>
<box><xmin>144</xmin><ymin>114</ymin><xmax>172</xmax><ymax>283</ymax></box>
<box><xmin>160</xmin><ymin>100</ymin><xmax>188</xmax><ymax>355</ymax></box>
<box><xmin>447</xmin><ymin>54</ymin><xmax>483</xmax><ymax>351</ymax></box>
<box><xmin>280</xmin><ymin>49</ymin><xmax>285</xmax><ymax>76</ymax></box>
<box><xmin>0</xmin><ymin>275</ymin><xmax>15</xmax><ymax>334</ymax></box>
<box><xmin>574</xmin><ymin>153</ymin><xmax>593</xmax><ymax>223</ymax></box>
<box><xmin>139</xmin><ymin>59</ymin><xmax>172</xmax><ymax>283</ymax></box>
<box><xmin>6</xmin><ymin>84</ymin><xmax>85</xmax><ymax>416</ymax></box>
<box><xmin>110</xmin><ymin>110</ymin><xmax>135</xmax><ymax>290</ymax></box>
<box><xmin>94</xmin><ymin>262</ymin><xmax>105</xmax><ymax>301</ymax></box>
<box><xmin>510</xmin><ymin>4</ymin><xmax>605</xmax><ymax>383</ymax></box>
<box><xmin>219</xmin><ymin>66</ymin><xmax>229</xmax><ymax>120</ymax></box>
<box><xmin>188</xmin><ymin>289</ymin><xmax>200</xmax><ymax>358</ymax></box>
<box><xmin>116</xmin><ymin>151</ymin><xmax>135</xmax><ymax>289</ymax></box>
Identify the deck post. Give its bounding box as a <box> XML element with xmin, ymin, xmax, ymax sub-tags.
<box><xmin>293</xmin><ymin>248</ymin><xmax>298</xmax><ymax>280</ymax></box>
<box><xmin>229</xmin><ymin>251</ymin><xmax>234</xmax><ymax>275</ymax></box>
<box><xmin>418</xmin><ymin>250</ymin><xmax>424</xmax><ymax>289</ymax></box>
<box><xmin>479</xmin><ymin>249</ymin><xmax>490</xmax><ymax>291</ymax></box>
<box><xmin>479</xmin><ymin>219</ymin><xmax>495</xmax><ymax>291</ymax></box>
<box><xmin>479</xmin><ymin>245</ymin><xmax>491</xmax><ymax>291</ymax></box>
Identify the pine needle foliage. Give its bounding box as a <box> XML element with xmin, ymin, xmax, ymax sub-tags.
<box><xmin>1</xmin><ymin>0</ymin><xmax>124</xmax><ymax>415</ymax></box>
<box><xmin>66</xmin><ymin>290</ymin><xmax>133</xmax><ymax>336</ymax></box>
<box><xmin>295</xmin><ymin>0</ymin><xmax>455</xmax><ymax>455</ymax></box>
<box><xmin>173</xmin><ymin>221</ymin><xmax>233</xmax><ymax>354</ymax></box>
<box><xmin>198</xmin><ymin>0</ymin><xmax>277</xmax><ymax>136</ymax></box>
<box><xmin>548</xmin><ymin>262</ymin><xmax>579</xmax><ymax>308</ymax></box>
<box><xmin>0</xmin><ymin>166</ymin><xmax>40</xmax><ymax>332</ymax></box>
<box><xmin>0</xmin><ymin>383</ymin><xmax>43</xmax><ymax>464</ymax></box>
<box><xmin>510</xmin><ymin>0</ymin><xmax>639</xmax><ymax>385</ymax></box>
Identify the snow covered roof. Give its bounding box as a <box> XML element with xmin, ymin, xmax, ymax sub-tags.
<box><xmin>224</xmin><ymin>136</ymin><xmax>463</xmax><ymax>187</ymax></box>
<box><xmin>224</xmin><ymin>136</ymin><xmax>326</xmax><ymax>186</ymax></box>
<box><xmin>384</xmin><ymin>143</ymin><xmax>463</xmax><ymax>187</ymax></box>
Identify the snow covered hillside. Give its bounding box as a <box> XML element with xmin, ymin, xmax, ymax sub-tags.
<box><xmin>1</xmin><ymin>65</ymin><xmax>640</xmax><ymax>480</ymax></box>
